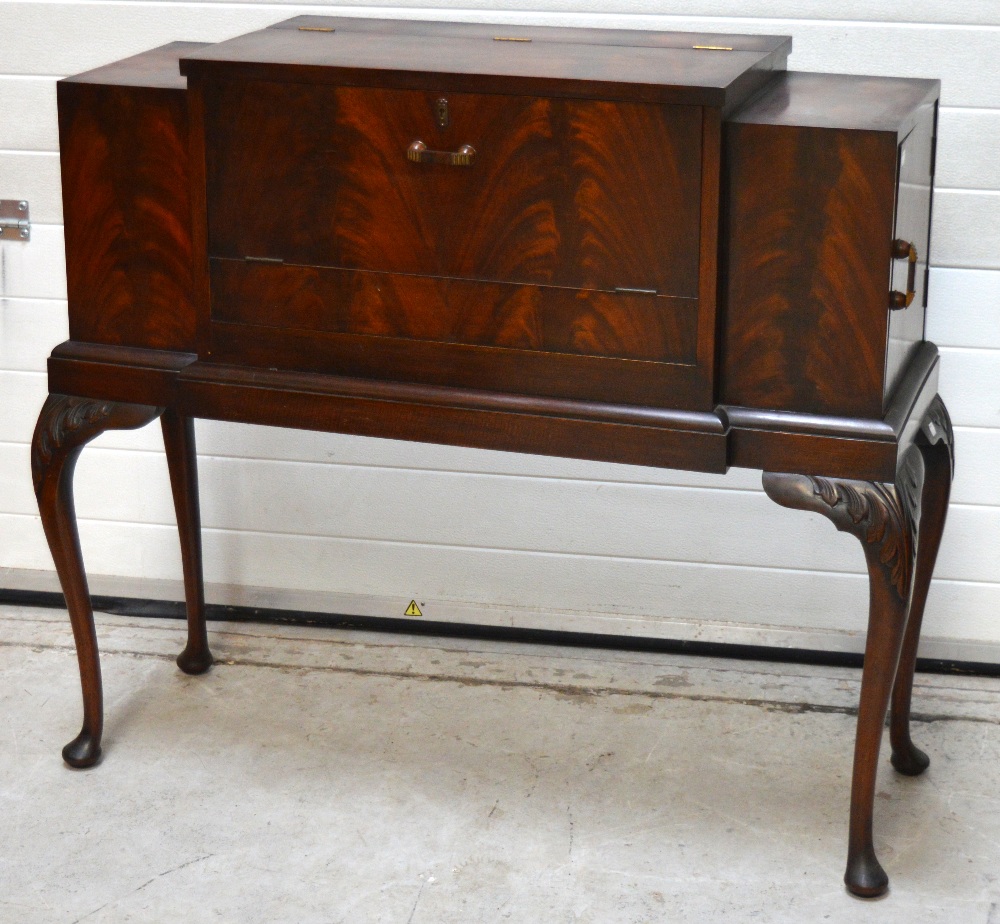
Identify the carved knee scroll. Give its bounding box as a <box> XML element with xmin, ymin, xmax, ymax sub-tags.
<box><xmin>32</xmin><ymin>395</ymin><xmax>163</xmax><ymax>768</ymax></box>
<box><xmin>763</xmin><ymin>447</ymin><xmax>923</xmax><ymax>898</ymax></box>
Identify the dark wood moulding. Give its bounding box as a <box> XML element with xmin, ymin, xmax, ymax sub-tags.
<box><xmin>47</xmin><ymin>337</ymin><xmax>940</xmax><ymax>484</ymax></box>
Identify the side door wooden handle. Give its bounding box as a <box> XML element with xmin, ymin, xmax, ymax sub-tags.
<box><xmin>889</xmin><ymin>239</ymin><xmax>917</xmax><ymax>309</ymax></box>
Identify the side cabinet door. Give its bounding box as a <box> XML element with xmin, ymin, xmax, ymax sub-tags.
<box><xmin>885</xmin><ymin>101</ymin><xmax>936</xmax><ymax>405</ymax></box>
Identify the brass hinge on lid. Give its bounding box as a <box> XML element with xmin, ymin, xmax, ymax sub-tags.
<box><xmin>298</xmin><ymin>26</ymin><xmax>335</xmax><ymax>32</ymax></box>
<box><xmin>493</xmin><ymin>36</ymin><xmax>532</xmax><ymax>42</ymax></box>
<box><xmin>0</xmin><ymin>200</ymin><xmax>29</xmax><ymax>241</ymax></box>
<box><xmin>692</xmin><ymin>45</ymin><xmax>733</xmax><ymax>51</ymax></box>
<box><xmin>615</xmin><ymin>286</ymin><xmax>658</xmax><ymax>296</ymax></box>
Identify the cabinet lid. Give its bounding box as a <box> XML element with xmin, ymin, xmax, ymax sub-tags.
<box><xmin>729</xmin><ymin>71</ymin><xmax>940</xmax><ymax>134</ymax></box>
<box><xmin>62</xmin><ymin>41</ymin><xmax>209</xmax><ymax>90</ymax></box>
<box><xmin>179</xmin><ymin>16</ymin><xmax>790</xmax><ymax>109</ymax></box>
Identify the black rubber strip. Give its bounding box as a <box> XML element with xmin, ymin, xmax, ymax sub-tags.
<box><xmin>2</xmin><ymin>586</ymin><xmax>997</xmax><ymax>678</ymax></box>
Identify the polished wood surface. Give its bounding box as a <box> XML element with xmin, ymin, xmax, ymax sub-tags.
<box><xmin>723</xmin><ymin>122</ymin><xmax>898</xmax><ymax>417</ymax></box>
<box><xmin>160</xmin><ymin>409</ymin><xmax>213</xmax><ymax>676</ymax></box>
<box><xmin>37</xmin><ymin>23</ymin><xmax>951</xmax><ymax>899</ymax></box>
<box><xmin>722</xmin><ymin>71</ymin><xmax>939</xmax><ymax>418</ymax></box>
<box><xmin>727</xmin><ymin>70</ymin><xmax>938</xmax><ymax>132</ymax></box>
<box><xmin>270</xmin><ymin>14</ymin><xmax>792</xmax><ymax>56</ymax></box>
<box><xmin>726</xmin><ymin>338</ymin><xmax>941</xmax><ymax>482</ymax></box>
<box><xmin>205</xmin><ymin>84</ymin><xmax>703</xmax><ymax>295</ymax></box>
<box><xmin>764</xmin><ymin>445</ymin><xmax>927</xmax><ymax>896</ymax></box>
<box><xmin>211</xmin><ymin>260</ymin><xmax>699</xmax><ymax>364</ymax></box>
<box><xmin>58</xmin><ymin>43</ymin><xmax>205</xmax><ymax>353</ymax></box>
<box><xmin>194</xmin><ymin>69</ymin><xmax>719</xmax><ymax>407</ymax></box>
<box><xmin>61</xmin><ymin>40</ymin><xmax>201</xmax><ymax>90</ymax></box>
<box><xmin>31</xmin><ymin>395</ymin><xmax>165</xmax><ymax>768</ymax></box>
<box><xmin>885</xmin><ymin>102</ymin><xmax>936</xmax><ymax>400</ymax></box>
<box><xmin>207</xmin><ymin>322</ymin><xmax>713</xmax><ymax>410</ymax></box>
<box><xmin>44</xmin><ymin>339</ymin><xmax>723</xmax><ymax>460</ymax></box>
<box><xmin>180</xmin><ymin>19</ymin><xmax>788</xmax><ymax>109</ymax></box>
<box><xmin>890</xmin><ymin>396</ymin><xmax>953</xmax><ymax>777</ymax></box>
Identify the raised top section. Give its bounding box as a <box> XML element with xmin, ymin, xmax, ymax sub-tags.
<box><xmin>61</xmin><ymin>41</ymin><xmax>209</xmax><ymax>90</ymax></box>
<box><xmin>730</xmin><ymin>71</ymin><xmax>940</xmax><ymax>134</ymax></box>
<box><xmin>180</xmin><ymin>16</ymin><xmax>790</xmax><ymax>108</ymax></box>
<box><xmin>267</xmin><ymin>15</ymin><xmax>790</xmax><ymax>53</ymax></box>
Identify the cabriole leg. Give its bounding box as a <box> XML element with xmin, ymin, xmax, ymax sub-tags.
<box><xmin>763</xmin><ymin>447</ymin><xmax>923</xmax><ymax>898</ymax></box>
<box><xmin>890</xmin><ymin>397</ymin><xmax>954</xmax><ymax>776</ymax></box>
<box><xmin>161</xmin><ymin>410</ymin><xmax>213</xmax><ymax>675</ymax></box>
<box><xmin>31</xmin><ymin>394</ymin><xmax>163</xmax><ymax>768</ymax></box>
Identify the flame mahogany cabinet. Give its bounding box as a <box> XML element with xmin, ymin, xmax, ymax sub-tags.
<box><xmin>35</xmin><ymin>16</ymin><xmax>951</xmax><ymax>897</ymax></box>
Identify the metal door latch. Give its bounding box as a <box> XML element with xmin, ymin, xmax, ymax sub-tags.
<box><xmin>0</xmin><ymin>200</ymin><xmax>30</xmax><ymax>241</ymax></box>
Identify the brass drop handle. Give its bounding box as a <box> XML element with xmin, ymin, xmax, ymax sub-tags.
<box><xmin>407</xmin><ymin>140</ymin><xmax>476</xmax><ymax>167</ymax></box>
<box><xmin>889</xmin><ymin>238</ymin><xmax>918</xmax><ymax>309</ymax></box>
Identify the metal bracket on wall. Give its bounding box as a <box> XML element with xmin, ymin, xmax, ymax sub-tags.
<box><xmin>0</xmin><ymin>200</ymin><xmax>30</xmax><ymax>241</ymax></box>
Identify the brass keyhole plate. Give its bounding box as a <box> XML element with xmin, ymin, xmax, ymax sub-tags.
<box><xmin>436</xmin><ymin>98</ymin><xmax>449</xmax><ymax>129</ymax></box>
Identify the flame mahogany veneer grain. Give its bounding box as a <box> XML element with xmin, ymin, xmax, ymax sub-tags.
<box><xmin>37</xmin><ymin>19</ymin><xmax>951</xmax><ymax>899</ymax></box>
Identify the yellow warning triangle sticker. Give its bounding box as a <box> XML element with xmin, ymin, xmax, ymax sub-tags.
<box><xmin>404</xmin><ymin>600</ymin><xmax>423</xmax><ymax>617</ymax></box>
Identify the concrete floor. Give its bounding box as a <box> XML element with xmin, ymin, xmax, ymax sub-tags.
<box><xmin>2</xmin><ymin>604</ymin><xmax>1000</xmax><ymax>923</ymax></box>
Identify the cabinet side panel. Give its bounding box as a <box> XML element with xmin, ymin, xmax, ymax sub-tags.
<box><xmin>884</xmin><ymin>100</ymin><xmax>936</xmax><ymax>408</ymax></box>
<box><xmin>59</xmin><ymin>80</ymin><xmax>195</xmax><ymax>351</ymax></box>
<box><xmin>721</xmin><ymin>122</ymin><xmax>897</xmax><ymax>419</ymax></box>
<box><xmin>697</xmin><ymin>106</ymin><xmax>721</xmax><ymax>398</ymax></box>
